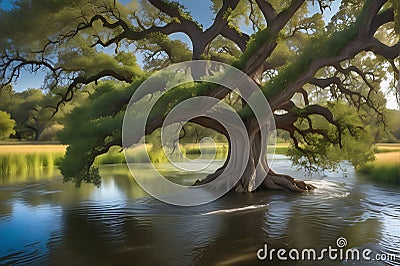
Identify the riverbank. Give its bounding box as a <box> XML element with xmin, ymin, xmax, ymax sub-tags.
<box><xmin>0</xmin><ymin>144</ymin><xmax>66</xmax><ymax>176</ymax></box>
<box><xmin>359</xmin><ymin>150</ymin><xmax>400</xmax><ymax>185</ymax></box>
<box><xmin>0</xmin><ymin>142</ymin><xmax>229</xmax><ymax>175</ymax></box>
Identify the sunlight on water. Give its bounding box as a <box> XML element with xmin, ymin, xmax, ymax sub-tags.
<box><xmin>201</xmin><ymin>204</ymin><xmax>268</xmax><ymax>215</ymax></box>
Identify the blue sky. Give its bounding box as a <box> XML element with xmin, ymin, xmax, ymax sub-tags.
<box><xmin>1</xmin><ymin>0</ymin><xmax>398</xmax><ymax>109</ymax></box>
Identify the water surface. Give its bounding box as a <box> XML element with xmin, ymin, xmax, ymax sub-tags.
<box><xmin>0</xmin><ymin>156</ymin><xmax>399</xmax><ymax>265</ymax></box>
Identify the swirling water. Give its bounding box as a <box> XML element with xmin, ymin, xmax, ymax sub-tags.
<box><xmin>0</xmin><ymin>155</ymin><xmax>399</xmax><ymax>265</ymax></box>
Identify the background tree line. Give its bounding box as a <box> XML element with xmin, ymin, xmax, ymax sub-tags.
<box><xmin>0</xmin><ymin>81</ymin><xmax>399</xmax><ymax>143</ymax></box>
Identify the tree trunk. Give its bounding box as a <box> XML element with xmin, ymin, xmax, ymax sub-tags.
<box><xmin>195</xmin><ymin>118</ymin><xmax>316</xmax><ymax>192</ymax></box>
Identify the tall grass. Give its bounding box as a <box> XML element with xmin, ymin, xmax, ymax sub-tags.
<box><xmin>358</xmin><ymin>151</ymin><xmax>400</xmax><ymax>185</ymax></box>
<box><xmin>0</xmin><ymin>144</ymin><xmax>66</xmax><ymax>181</ymax></box>
<box><xmin>0</xmin><ymin>152</ymin><xmax>65</xmax><ymax>183</ymax></box>
<box><xmin>0</xmin><ymin>152</ymin><xmax>64</xmax><ymax>173</ymax></box>
<box><xmin>359</xmin><ymin>164</ymin><xmax>400</xmax><ymax>185</ymax></box>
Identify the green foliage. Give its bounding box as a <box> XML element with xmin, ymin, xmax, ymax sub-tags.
<box><xmin>265</xmin><ymin>41</ymin><xmax>295</xmax><ymax>69</ymax></box>
<box><xmin>58</xmin><ymin>79</ymin><xmax>146</xmax><ymax>186</ymax></box>
<box><xmin>178</xmin><ymin>123</ymin><xmax>227</xmax><ymax>144</ymax></box>
<box><xmin>184</xmin><ymin>144</ymin><xmax>228</xmax><ymax>159</ymax></box>
<box><xmin>1</xmin><ymin>0</ymin><xmax>397</xmax><ymax>188</ymax></box>
<box><xmin>233</xmin><ymin>28</ymin><xmax>274</xmax><ymax>69</ymax></box>
<box><xmin>209</xmin><ymin>36</ymin><xmax>241</xmax><ymax>64</ymax></box>
<box><xmin>137</xmin><ymin>33</ymin><xmax>192</xmax><ymax>70</ymax></box>
<box><xmin>386</xmin><ymin>110</ymin><xmax>400</xmax><ymax>141</ymax></box>
<box><xmin>288</xmin><ymin>101</ymin><xmax>375</xmax><ymax>172</ymax></box>
<box><xmin>39</xmin><ymin>124</ymin><xmax>64</xmax><ymax>141</ymax></box>
<box><xmin>262</xmin><ymin>0</ymin><xmax>375</xmax><ymax>101</ymax></box>
<box><xmin>389</xmin><ymin>0</ymin><xmax>400</xmax><ymax>33</ymax></box>
<box><xmin>211</xmin><ymin>0</ymin><xmax>267</xmax><ymax>30</ymax></box>
<box><xmin>264</xmin><ymin>25</ymin><xmax>358</xmax><ymax>100</ymax></box>
<box><xmin>0</xmin><ymin>110</ymin><xmax>16</xmax><ymax>140</ymax></box>
<box><xmin>60</xmin><ymin>50</ymin><xmax>142</xmax><ymax>81</ymax></box>
<box><xmin>148</xmin><ymin>81</ymin><xmax>218</xmax><ymax>120</ymax></box>
<box><xmin>237</xmin><ymin>1</ymin><xmax>374</xmax><ymax>119</ymax></box>
<box><xmin>0</xmin><ymin>86</ymin><xmax>86</xmax><ymax>140</ymax></box>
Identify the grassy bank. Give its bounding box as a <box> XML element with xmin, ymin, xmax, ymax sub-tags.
<box><xmin>0</xmin><ymin>144</ymin><xmax>66</xmax><ymax>176</ymax></box>
<box><xmin>274</xmin><ymin>143</ymin><xmax>290</xmax><ymax>155</ymax></box>
<box><xmin>2</xmin><ymin>142</ymin><xmax>398</xmax><ymax>185</ymax></box>
<box><xmin>359</xmin><ymin>149</ymin><xmax>400</xmax><ymax>185</ymax></box>
<box><xmin>359</xmin><ymin>164</ymin><xmax>400</xmax><ymax>185</ymax></box>
<box><xmin>95</xmin><ymin>145</ymin><xmax>148</xmax><ymax>165</ymax></box>
<box><xmin>0</xmin><ymin>143</ymin><xmax>229</xmax><ymax>177</ymax></box>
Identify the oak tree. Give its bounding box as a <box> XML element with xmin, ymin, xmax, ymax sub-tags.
<box><xmin>0</xmin><ymin>0</ymin><xmax>399</xmax><ymax>191</ymax></box>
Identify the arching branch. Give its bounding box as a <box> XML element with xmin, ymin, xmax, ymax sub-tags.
<box><xmin>52</xmin><ymin>69</ymin><xmax>136</xmax><ymax>115</ymax></box>
<box><xmin>220</xmin><ymin>26</ymin><xmax>250</xmax><ymax>52</ymax></box>
<box><xmin>367</xmin><ymin>39</ymin><xmax>400</xmax><ymax>60</ymax></box>
<box><xmin>242</xmin><ymin>0</ymin><xmax>306</xmax><ymax>76</ymax></box>
<box><xmin>276</xmin><ymin>103</ymin><xmax>343</xmax><ymax>158</ymax></box>
<box><xmin>147</xmin><ymin>0</ymin><xmax>202</xmax><ymax>40</ymax></box>
<box><xmin>254</xmin><ymin>0</ymin><xmax>277</xmax><ymax>24</ymax></box>
<box><xmin>0</xmin><ymin>52</ymin><xmax>61</xmax><ymax>88</ymax></box>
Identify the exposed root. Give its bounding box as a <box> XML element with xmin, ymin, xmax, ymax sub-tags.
<box><xmin>263</xmin><ymin>170</ymin><xmax>316</xmax><ymax>192</ymax></box>
<box><xmin>194</xmin><ymin>167</ymin><xmax>316</xmax><ymax>193</ymax></box>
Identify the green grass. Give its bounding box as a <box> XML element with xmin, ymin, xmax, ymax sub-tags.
<box><xmin>0</xmin><ymin>152</ymin><xmax>64</xmax><ymax>177</ymax></box>
<box><xmin>375</xmin><ymin>148</ymin><xmax>400</xmax><ymax>153</ymax></box>
<box><xmin>359</xmin><ymin>164</ymin><xmax>400</xmax><ymax>185</ymax></box>
<box><xmin>274</xmin><ymin>145</ymin><xmax>289</xmax><ymax>155</ymax></box>
<box><xmin>184</xmin><ymin>144</ymin><xmax>228</xmax><ymax>159</ymax></box>
<box><xmin>358</xmin><ymin>147</ymin><xmax>400</xmax><ymax>185</ymax></box>
<box><xmin>94</xmin><ymin>146</ymin><xmax>127</xmax><ymax>165</ymax></box>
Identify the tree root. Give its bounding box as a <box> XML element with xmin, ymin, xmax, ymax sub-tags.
<box><xmin>263</xmin><ymin>170</ymin><xmax>316</xmax><ymax>192</ymax></box>
<box><xmin>194</xmin><ymin>168</ymin><xmax>316</xmax><ymax>193</ymax></box>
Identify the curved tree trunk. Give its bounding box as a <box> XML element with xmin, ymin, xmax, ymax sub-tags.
<box><xmin>195</xmin><ymin>118</ymin><xmax>316</xmax><ymax>192</ymax></box>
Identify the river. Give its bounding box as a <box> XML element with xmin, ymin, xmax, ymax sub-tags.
<box><xmin>0</xmin><ymin>155</ymin><xmax>399</xmax><ymax>265</ymax></box>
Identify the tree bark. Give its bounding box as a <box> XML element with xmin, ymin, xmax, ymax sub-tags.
<box><xmin>194</xmin><ymin>118</ymin><xmax>316</xmax><ymax>192</ymax></box>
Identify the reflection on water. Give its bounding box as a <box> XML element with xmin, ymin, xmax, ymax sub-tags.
<box><xmin>0</xmin><ymin>155</ymin><xmax>399</xmax><ymax>265</ymax></box>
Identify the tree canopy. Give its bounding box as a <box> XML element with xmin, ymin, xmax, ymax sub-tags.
<box><xmin>0</xmin><ymin>0</ymin><xmax>399</xmax><ymax>191</ymax></box>
<box><xmin>0</xmin><ymin>85</ymin><xmax>88</xmax><ymax>140</ymax></box>
<box><xmin>0</xmin><ymin>110</ymin><xmax>16</xmax><ymax>140</ymax></box>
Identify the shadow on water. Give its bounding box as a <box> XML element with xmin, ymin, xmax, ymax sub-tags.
<box><xmin>0</xmin><ymin>155</ymin><xmax>399</xmax><ymax>265</ymax></box>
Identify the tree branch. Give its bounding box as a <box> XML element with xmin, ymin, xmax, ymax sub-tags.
<box><xmin>220</xmin><ymin>25</ymin><xmax>250</xmax><ymax>52</ymax></box>
<box><xmin>254</xmin><ymin>0</ymin><xmax>277</xmax><ymax>24</ymax></box>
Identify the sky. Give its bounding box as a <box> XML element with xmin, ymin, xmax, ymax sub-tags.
<box><xmin>1</xmin><ymin>0</ymin><xmax>398</xmax><ymax>109</ymax></box>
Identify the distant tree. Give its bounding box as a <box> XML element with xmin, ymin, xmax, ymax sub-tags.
<box><xmin>386</xmin><ymin>109</ymin><xmax>400</xmax><ymax>141</ymax></box>
<box><xmin>0</xmin><ymin>110</ymin><xmax>16</xmax><ymax>140</ymax></box>
<box><xmin>0</xmin><ymin>86</ymin><xmax>90</xmax><ymax>140</ymax></box>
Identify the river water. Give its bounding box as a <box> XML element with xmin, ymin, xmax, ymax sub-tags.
<box><xmin>0</xmin><ymin>155</ymin><xmax>399</xmax><ymax>265</ymax></box>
